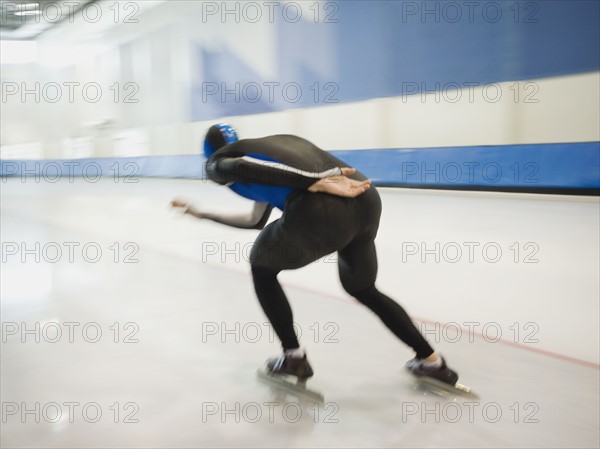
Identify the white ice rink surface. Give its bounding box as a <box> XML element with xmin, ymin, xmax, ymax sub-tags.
<box><xmin>1</xmin><ymin>178</ymin><xmax>599</xmax><ymax>448</ymax></box>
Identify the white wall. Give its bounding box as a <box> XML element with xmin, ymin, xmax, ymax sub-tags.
<box><xmin>1</xmin><ymin>1</ymin><xmax>598</xmax><ymax>159</ymax></box>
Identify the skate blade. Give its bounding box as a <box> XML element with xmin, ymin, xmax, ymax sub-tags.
<box><xmin>256</xmin><ymin>368</ymin><xmax>325</xmax><ymax>403</ymax></box>
<box><xmin>415</xmin><ymin>375</ymin><xmax>479</xmax><ymax>399</ymax></box>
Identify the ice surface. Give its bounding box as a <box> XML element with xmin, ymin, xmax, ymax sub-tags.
<box><xmin>1</xmin><ymin>178</ymin><xmax>598</xmax><ymax>448</ymax></box>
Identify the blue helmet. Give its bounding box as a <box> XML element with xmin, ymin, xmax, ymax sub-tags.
<box><xmin>203</xmin><ymin>123</ymin><xmax>238</xmax><ymax>158</ymax></box>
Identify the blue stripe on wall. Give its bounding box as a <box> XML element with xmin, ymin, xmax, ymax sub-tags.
<box><xmin>2</xmin><ymin>142</ymin><xmax>599</xmax><ymax>191</ymax></box>
<box><xmin>334</xmin><ymin>142</ymin><xmax>600</xmax><ymax>189</ymax></box>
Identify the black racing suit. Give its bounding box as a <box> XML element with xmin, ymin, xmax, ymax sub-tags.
<box><xmin>206</xmin><ymin>135</ymin><xmax>434</xmax><ymax>358</ymax></box>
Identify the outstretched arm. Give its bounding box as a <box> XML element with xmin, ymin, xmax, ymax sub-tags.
<box><xmin>171</xmin><ymin>200</ymin><xmax>273</xmax><ymax>230</ymax></box>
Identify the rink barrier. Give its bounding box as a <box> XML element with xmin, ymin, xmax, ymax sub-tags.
<box><xmin>1</xmin><ymin>142</ymin><xmax>599</xmax><ymax>195</ymax></box>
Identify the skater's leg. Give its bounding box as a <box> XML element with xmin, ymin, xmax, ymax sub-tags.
<box><xmin>250</xmin><ymin>197</ymin><xmax>345</xmax><ymax>352</ymax></box>
<box><xmin>251</xmin><ymin>264</ymin><xmax>299</xmax><ymax>350</ymax></box>
<box><xmin>338</xmin><ymin>235</ymin><xmax>435</xmax><ymax>359</ymax></box>
<box><xmin>250</xmin><ymin>212</ymin><xmax>340</xmax><ymax>378</ymax></box>
<box><xmin>251</xmin><ymin>259</ymin><xmax>315</xmax><ymax>378</ymax></box>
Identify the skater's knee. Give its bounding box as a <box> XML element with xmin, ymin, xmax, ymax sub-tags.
<box><xmin>251</xmin><ymin>263</ymin><xmax>279</xmax><ymax>279</ymax></box>
<box><xmin>249</xmin><ymin>241</ymin><xmax>269</xmax><ymax>268</ymax></box>
<box><xmin>345</xmin><ymin>283</ymin><xmax>378</xmax><ymax>303</ymax></box>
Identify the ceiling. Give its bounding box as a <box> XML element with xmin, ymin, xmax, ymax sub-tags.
<box><xmin>0</xmin><ymin>0</ymin><xmax>96</xmax><ymax>39</ymax></box>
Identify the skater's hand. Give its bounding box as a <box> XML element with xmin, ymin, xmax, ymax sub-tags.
<box><xmin>170</xmin><ymin>199</ymin><xmax>188</xmax><ymax>210</ymax></box>
<box><xmin>170</xmin><ymin>199</ymin><xmax>203</xmax><ymax>218</ymax></box>
<box><xmin>308</xmin><ymin>168</ymin><xmax>371</xmax><ymax>198</ymax></box>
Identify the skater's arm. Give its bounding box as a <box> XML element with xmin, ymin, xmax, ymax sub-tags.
<box><xmin>197</xmin><ymin>202</ymin><xmax>273</xmax><ymax>229</ymax></box>
<box><xmin>171</xmin><ymin>200</ymin><xmax>272</xmax><ymax>230</ymax></box>
<box><xmin>307</xmin><ymin>168</ymin><xmax>371</xmax><ymax>198</ymax></box>
<box><xmin>206</xmin><ymin>153</ymin><xmax>343</xmax><ymax>190</ymax></box>
<box><xmin>207</xmin><ymin>155</ymin><xmax>371</xmax><ymax>198</ymax></box>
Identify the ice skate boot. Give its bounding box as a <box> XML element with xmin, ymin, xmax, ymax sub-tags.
<box><xmin>405</xmin><ymin>355</ymin><xmax>458</xmax><ymax>385</ymax></box>
<box><xmin>257</xmin><ymin>352</ymin><xmax>323</xmax><ymax>402</ymax></box>
<box><xmin>405</xmin><ymin>355</ymin><xmax>477</xmax><ymax>398</ymax></box>
<box><xmin>266</xmin><ymin>353</ymin><xmax>314</xmax><ymax>379</ymax></box>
